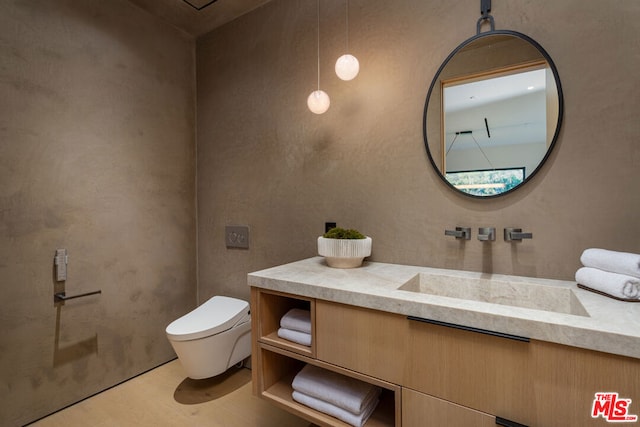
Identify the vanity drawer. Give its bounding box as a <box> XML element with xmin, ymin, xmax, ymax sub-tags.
<box><xmin>402</xmin><ymin>388</ymin><xmax>494</xmax><ymax>427</ymax></box>
<box><xmin>316</xmin><ymin>300</ymin><xmax>408</xmax><ymax>385</ymax></box>
<box><xmin>529</xmin><ymin>340</ymin><xmax>640</xmax><ymax>427</ymax></box>
<box><xmin>405</xmin><ymin>317</ymin><xmax>532</xmax><ymax>426</ymax></box>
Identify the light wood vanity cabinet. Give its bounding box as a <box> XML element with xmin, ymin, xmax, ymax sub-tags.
<box><xmin>252</xmin><ymin>289</ymin><xmax>640</xmax><ymax>427</ymax></box>
<box><xmin>251</xmin><ymin>289</ymin><xmax>401</xmax><ymax>427</ymax></box>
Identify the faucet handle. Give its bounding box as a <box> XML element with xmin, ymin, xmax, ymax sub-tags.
<box><xmin>504</xmin><ymin>228</ymin><xmax>533</xmax><ymax>241</ymax></box>
<box><xmin>477</xmin><ymin>227</ymin><xmax>496</xmax><ymax>241</ymax></box>
<box><xmin>445</xmin><ymin>227</ymin><xmax>471</xmax><ymax>240</ymax></box>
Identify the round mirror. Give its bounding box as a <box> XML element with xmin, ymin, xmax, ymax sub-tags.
<box><xmin>423</xmin><ymin>30</ymin><xmax>563</xmax><ymax>198</ymax></box>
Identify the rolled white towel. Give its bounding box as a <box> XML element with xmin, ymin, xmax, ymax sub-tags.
<box><xmin>292</xmin><ymin>364</ymin><xmax>381</xmax><ymax>415</ymax></box>
<box><xmin>580</xmin><ymin>248</ymin><xmax>640</xmax><ymax>278</ymax></box>
<box><xmin>575</xmin><ymin>267</ymin><xmax>640</xmax><ymax>300</ymax></box>
<box><xmin>292</xmin><ymin>390</ymin><xmax>379</xmax><ymax>427</ymax></box>
<box><xmin>280</xmin><ymin>308</ymin><xmax>311</xmax><ymax>334</ymax></box>
<box><xmin>277</xmin><ymin>327</ymin><xmax>312</xmax><ymax>346</ymax></box>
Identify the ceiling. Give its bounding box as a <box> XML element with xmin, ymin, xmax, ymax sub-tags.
<box><xmin>444</xmin><ymin>69</ymin><xmax>546</xmax><ymax>113</ymax></box>
<box><xmin>128</xmin><ymin>0</ymin><xmax>273</xmax><ymax>37</ymax></box>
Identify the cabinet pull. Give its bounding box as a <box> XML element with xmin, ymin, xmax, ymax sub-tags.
<box><xmin>496</xmin><ymin>416</ymin><xmax>528</xmax><ymax>427</ymax></box>
<box><xmin>407</xmin><ymin>316</ymin><xmax>530</xmax><ymax>343</ymax></box>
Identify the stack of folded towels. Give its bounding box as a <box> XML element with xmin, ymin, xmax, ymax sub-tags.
<box><xmin>277</xmin><ymin>308</ymin><xmax>311</xmax><ymax>346</ymax></box>
<box><xmin>575</xmin><ymin>248</ymin><xmax>640</xmax><ymax>300</ymax></box>
<box><xmin>291</xmin><ymin>364</ymin><xmax>381</xmax><ymax>427</ymax></box>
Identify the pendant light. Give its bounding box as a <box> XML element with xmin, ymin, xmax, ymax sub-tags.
<box><xmin>307</xmin><ymin>0</ymin><xmax>330</xmax><ymax>114</ymax></box>
<box><xmin>335</xmin><ymin>0</ymin><xmax>359</xmax><ymax>81</ymax></box>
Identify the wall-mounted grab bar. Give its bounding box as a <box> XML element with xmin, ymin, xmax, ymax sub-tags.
<box><xmin>54</xmin><ymin>290</ymin><xmax>101</xmax><ymax>302</ymax></box>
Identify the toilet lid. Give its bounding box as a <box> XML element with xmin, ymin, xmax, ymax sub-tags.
<box><xmin>166</xmin><ymin>296</ymin><xmax>250</xmax><ymax>341</ymax></box>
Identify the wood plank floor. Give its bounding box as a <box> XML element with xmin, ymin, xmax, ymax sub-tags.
<box><xmin>30</xmin><ymin>360</ymin><xmax>313</xmax><ymax>427</ymax></box>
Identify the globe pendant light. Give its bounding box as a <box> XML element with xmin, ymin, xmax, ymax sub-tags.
<box><xmin>335</xmin><ymin>54</ymin><xmax>359</xmax><ymax>81</ymax></box>
<box><xmin>307</xmin><ymin>90</ymin><xmax>330</xmax><ymax>114</ymax></box>
<box><xmin>335</xmin><ymin>0</ymin><xmax>359</xmax><ymax>81</ymax></box>
<box><xmin>307</xmin><ymin>0</ymin><xmax>330</xmax><ymax>114</ymax></box>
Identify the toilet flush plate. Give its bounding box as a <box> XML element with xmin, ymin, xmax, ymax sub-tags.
<box><xmin>225</xmin><ymin>225</ymin><xmax>249</xmax><ymax>249</ymax></box>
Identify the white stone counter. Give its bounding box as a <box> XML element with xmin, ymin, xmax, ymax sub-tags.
<box><xmin>248</xmin><ymin>257</ymin><xmax>640</xmax><ymax>359</ymax></box>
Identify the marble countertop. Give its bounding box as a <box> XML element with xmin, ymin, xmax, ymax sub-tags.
<box><xmin>248</xmin><ymin>257</ymin><xmax>640</xmax><ymax>360</ymax></box>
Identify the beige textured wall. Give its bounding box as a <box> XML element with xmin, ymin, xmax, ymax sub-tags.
<box><xmin>0</xmin><ymin>1</ymin><xmax>196</xmax><ymax>425</ymax></box>
<box><xmin>3</xmin><ymin>0</ymin><xmax>637</xmax><ymax>424</ymax></box>
<box><xmin>197</xmin><ymin>0</ymin><xmax>639</xmax><ymax>303</ymax></box>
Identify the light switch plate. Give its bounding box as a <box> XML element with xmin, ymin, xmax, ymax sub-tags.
<box><xmin>225</xmin><ymin>225</ymin><xmax>249</xmax><ymax>249</ymax></box>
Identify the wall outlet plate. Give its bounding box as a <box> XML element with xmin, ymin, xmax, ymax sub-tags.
<box><xmin>225</xmin><ymin>225</ymin><xmax>249</xmax><ymax>249</ymax></box>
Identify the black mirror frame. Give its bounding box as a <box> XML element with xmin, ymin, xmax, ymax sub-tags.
<box><xmin>423</xmin><ymin>30</ymin><xmax>564</xmax><ymax>199</ymax></box>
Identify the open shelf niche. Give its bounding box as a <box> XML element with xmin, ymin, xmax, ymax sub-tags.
<box><xmin>251</xmin><ymin>288</ymin><xmax>400</xmax><ymax>427</ymax></box>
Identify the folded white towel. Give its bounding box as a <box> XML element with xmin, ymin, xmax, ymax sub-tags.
<box><xmin>580</xmin><ymin>248</ymin><xmax>640</xmax><ymax>278</ymax></box>
<box><xmin>292</xmin><ymin>364</ymin><xmax>382</xmax><ymax>415</ymax></box>
<box><xmin>576</xmin><ymin>267</ymin><xmax>640</xmax><ymax>300</ymax></box>
<box><xmin>277</xmin><ymin>327</ymin><xmax>312</xmax><ymax>346</ymax></box>
<box><xmin>280</xmin><ymin>308</ymin><xmax>311</xmax><ymax>334</ymax></box>
<box><xmin>292</xmin><ymin>390</ymin><xmax>378</xmax><ymax>427</ymax></box>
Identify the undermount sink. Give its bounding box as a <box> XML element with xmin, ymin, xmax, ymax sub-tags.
<box><xmin>398</xmin><ymin>273</ymin><xmax>590</xmax><ymax>317</ymax></box>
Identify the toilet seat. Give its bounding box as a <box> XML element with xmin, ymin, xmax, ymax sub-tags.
<box><xmin>166</xmin><ymin>296</ymin><xmax>250</xmax><ymax>342</ymax></box>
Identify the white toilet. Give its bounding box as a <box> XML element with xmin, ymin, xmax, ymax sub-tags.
<box><xmin>166</xmin><ymin>296</ymin><xmax>252</xmax><ymax>379</ymax></box>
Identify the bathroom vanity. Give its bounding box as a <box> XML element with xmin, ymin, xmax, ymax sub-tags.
<box><xmin>249</xmin><ymin>257</ymin><xmax>640</xmax><ymax>427</ymax></box>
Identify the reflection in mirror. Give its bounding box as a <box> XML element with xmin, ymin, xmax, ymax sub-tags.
<box><xmin>424</xmin><ymin>31</ymin><xmax>563</xmax><ymax>198</ymax></box>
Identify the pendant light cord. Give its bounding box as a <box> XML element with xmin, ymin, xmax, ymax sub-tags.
<box><xmin>316</xmin><ymin>0</ymin><xmax>320</xmax><ymax>91</ymax></box>
<box><xmin>345</xmin><ymin>0</ymin><xmax>350</xmax><ymax>53</ymax></box>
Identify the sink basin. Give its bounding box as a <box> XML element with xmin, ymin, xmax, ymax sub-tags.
<box><xmin>398</xmin><ymin>273</ymin><xmax>590</xmax><ymax>317</ymax></box>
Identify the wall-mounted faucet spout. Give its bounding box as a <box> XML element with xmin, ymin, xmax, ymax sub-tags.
<box><xmin>477</xmin><ymin>227</ymin><xmax>496</xmax><ymax>241</ymax></box>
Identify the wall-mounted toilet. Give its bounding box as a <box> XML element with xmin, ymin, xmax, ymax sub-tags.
<box><xmin>166</xmin><ymin>296</ymin><xmax>251</xmax><ymax>379</ymax></box>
